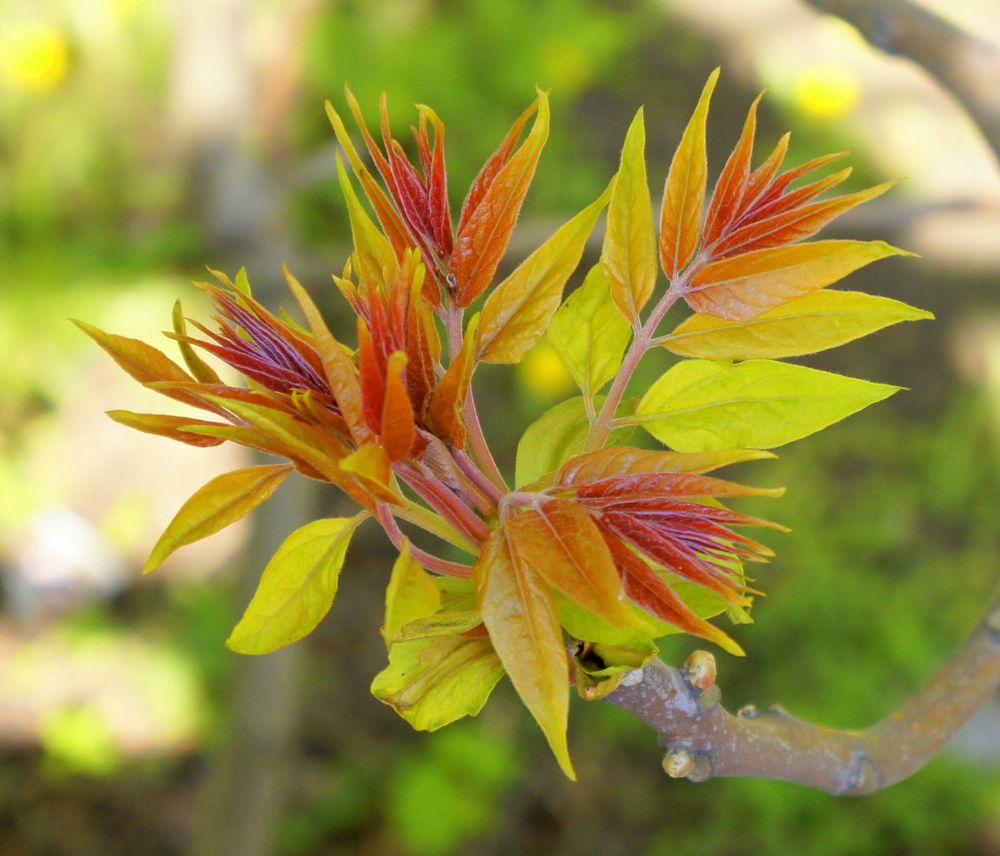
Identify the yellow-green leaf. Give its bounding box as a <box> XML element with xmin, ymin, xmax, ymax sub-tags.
<box><xmin>603</xmin><ymin>108</ymin><xmax>656</xmax><ymax>320</ymax></box>
<box><xmin>336</xmin><ymin>154</ymin><xmax>398</xmax><ymax>287</ymax></box>
<box><xmin>370</xmin><ymin>635</ymin><xmax>504</xmax><ymax>731</ymax></box>
<box><xmin>662</xmin><ymin>289</ymin><xmax>933</xmax><ymax>360</ymax></box>
<box><xmin>660</xmin><ymin>68</ymin><xmax>719</xmax><ymax>278</ymax></box>
<box><xmin>477</xmin><ymin>182</ymin><xmax>613</xmax><ymax>364</ymax></box>
<box><xmin>144</xmin><ymin>464</ymin><xmax>293</xmax><ymax>574</ymax></box>
<box><xmin>394</xmin><ymin>578</ymin><xmax>482</xmax><ymax>641</ymax></box>
<box><xmin>474</xmin><ymin>529</ymin><xmax>575</xmax><ymax>780</ymax></box>
<box><xmin>547</xmin><ymin>265</ymin><xmax>632</xmax><ymax>400</ymax></box>
<box><xmin>515</xmin><ymin>396</ymin><xmax>632</xmax><ymax>488</ymax></box>
<box><xmin>226</xmin><ymin>514</ymin><xmax>366</xmax><ymax>655</ymax></box>
<box><xmin>634</xmin><ymin>359</ymin><xmax>899</xmax><ymax>451</ymax></box>
<box><xmin>383</xmin><ymin>542</ymin><xmax>441</xmax><ymax>647</ymax></box>
<box><xmin>171</xmin><ymin>301</ymin><xmax>222</xmax><ymax>383</ymax></box>
<box><xmin>687</xmin><ymin>240</ymin><xmax>915</xmax><ymax>321</ymax></box>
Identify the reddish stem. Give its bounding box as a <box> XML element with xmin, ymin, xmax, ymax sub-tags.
<box><xmin>375</xmin><ymin>504</ymin><xmax>472</xmax><ymax>577</ymax></box>
<box><xmin>453</xmin><ymin>448</ymin><xmax>504</xmax><ymax>506</ymax></box>
<box><xmin>585</xmin><ymin>264</ymin><xmax>699</xmax><ymax>452</ymax></box>
<box><xmin>396</xmin><ymin>463</ymin><xmax>491</xmax><ymax>545</ymax></box>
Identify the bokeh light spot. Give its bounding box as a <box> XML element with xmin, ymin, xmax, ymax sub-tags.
<box><xmin>793</xmin><ymin>64</ymin><xmax>860</xmax><ymax>119</ymax></box>
<box><xmin>516</xmin><ymin>341</ymin><xmax>574</xmax><ymax>400</ymax></box>
<box><xmin>0</xmin><ymin>22</ymin><xmax>71</xmax><ymax>92</ymax></box>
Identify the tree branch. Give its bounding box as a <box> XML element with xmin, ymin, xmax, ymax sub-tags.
<box><xmin>606</xmin><ymin>589</ymin><xmax>1000</xmax><ymax>794</ymax></box>
<box><xmin>803</xmin><ymin>0</ymin><xmax>1000</xmax><ymax>165</ymax></box>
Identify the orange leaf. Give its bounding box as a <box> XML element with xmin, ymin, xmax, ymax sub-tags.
<box><xmin>703</xmin><ymin>93</ymin><xmax>761</xmax><ymax>246</ymax></box>
<box><xmin>659</xmin><ymin>68</ymin><xmax>719</xmax><ymax>278</ymax></box>
<box><xmin>713</xmin><ymin>181</ymin><xmax>893</xmax><ymax>258</ymax></box>
<box><xmin>381</xmin><ymin>351</ymin><xmax>416</xmax><ymax>461</ymax></box>
<box><xmin>505</xmin><ymin>499</ymin><xmax>652</xmax><ymax>632</ymax></box>
<box><xmin>732</xmin><ymin>132</ymin><xmax>790</xmax><ymax>221</ymax></box>
<box><xmin>458</xmin><ymin>99</ymin><xmax>538</xmax><ymax>236</ymax></box>
<box><xmin>473</xmin><ymin>528</ymin><xmax>574</xmax><ymax>779</ymax></box>
<box><xmin>427</xmin><ymin>314</ymin><xmax>479</xmax><ymax>446</ymax></box>
<box><xmin>556</xmin><ymin>446</ymin><xmax>775</xmax><ymax>485</ymax></box>
<box><xmin>106</xmin><ymin>410</ymin><xmax>226</xmax><ymax>448</ymax></box>
<box><xmin>284</xmin><ymin>267</ymin><xmax>371</xmax><ymax>444</ymax></box>
<box><xmin>452</xmin><ymin>91</ymin><xmax>550</xmax><ymax>307</ymax></box>
<box><xmin>687</xmin><ymin>240</ymin><xmax>913</xmax><ymax>321</ymax></box>
<box><xmin>73</xmin><ymin>320</ymin><xmax>221</xmax><ymax>415</ymax></box>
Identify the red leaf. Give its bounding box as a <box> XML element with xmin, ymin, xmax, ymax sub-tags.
<box><xmin>703</xmin><ymin>93</ymin><xmax>761</xmax><ymax>245</ymax></box>
<box><xmin>602</xmin><ymin>530</ymin><xmax>744</xmax><ymax>655</ymax></box>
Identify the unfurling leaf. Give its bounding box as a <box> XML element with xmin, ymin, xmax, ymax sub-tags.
<box><xmin>548</xmin><ymin>265</ymin><xmax>632</xmax><ymax>401</ymax></box>
<box><xmin>660</xmin><ymin>68</ymin><xmax>719</xmax><ymax>278</ymax></box>
<box><xmin>474</xmin><ymin>529</ymin><xmax>575</xmax><ymax>779</ymax></box>
<box><xmin>603</xmin><ymin>108</ymin><xmax>656</xmax><ymax>320</ymax></box>
<box><xmin>662</xmin><ymin>289</ymin><xmax>933</xmax><ymax>361</ymax></box>
<box><xmin>477</xmin><ymin>181</ymin><xmax>613</xmax><ymax>364</ymax></box>
<box><xmin>371</xmin><ymin>635</ymin><xmax>504</xmax><ymax>731</ymax></box>
<box><xmin>571</xmin><ymin>633</ymin><xmax>659</xmax><ymax>700</ymax></box>
<box><xmin>686</xmin><ymin>240</ymin><xmax>914</xmax><ymax>321</ymax></box>
<box><xmin>227</xmin><ymin>514</ymin><xmax>366</xmax><ymax>655</ymax></box>
<box><xmin>635</xmin><ymin>359</ymin><xmax>899</xmax><ymax>452</ymax></box>
<box><xmin>383</xmin><ymin>542</ymin><xmax>441</xmax><ymax>646</ymax></box>
<box><xmin>284</xmin><ymin>266</ymin><xmax>370</xmax><ymax>444</ymax></box>
<box><xmin>381</xmin><ymin>351</ymin><xmax>416</xmax><ymax>461</ymax></box>
<box><xmin>144</xmin><ymin>464</ymin><xmax>293</xmax><ymax>574</ymax></box>
<box><xmin>454</xmin><ymin>90</ymin><xmax>550</xmax><ymax>307</ymax></box>
<box><xmin>505</xmin><ymin>499</ymin><xmax>654</xmax><ymax>632</ymax></box>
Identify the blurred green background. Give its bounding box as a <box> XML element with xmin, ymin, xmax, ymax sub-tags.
<box><xmin>2</xmin><ymin>0</ymin><xmax>1000</xmax><ymax>853</ymax></box>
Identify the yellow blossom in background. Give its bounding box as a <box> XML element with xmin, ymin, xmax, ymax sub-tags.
<box><xmin>793</xmin><ymin>64</ymin><xmax>860</xmax><ymax>119</ymax></box>
<box><xmin>516</xmin><ymin>341</ymin><xmax>575</xmax><ymax>399</ymax></box>
<box><xmin>0</xmin><ymin>22</ymin><xmax>70</xmax><ymax>92</ymax></box>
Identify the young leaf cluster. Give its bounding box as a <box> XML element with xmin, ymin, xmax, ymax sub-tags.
<box><xmin>80</xmin><ymin>71</ymin><xmax>930</xmax><ymax>779</ymax></box>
